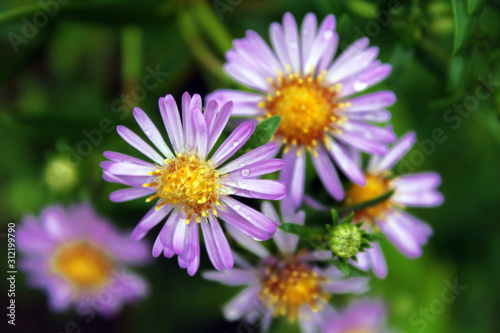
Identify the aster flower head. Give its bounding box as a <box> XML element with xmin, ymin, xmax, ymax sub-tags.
<box><xmin>344</xmin><ymin>132</ymin><xmax>444</xmax><ymax>278</ymax></box>
<box><xmin>17</xmin><ymin>203</ymin><xmax>149</xmax><ymax>316</ymax></box>
<box><xmin>203</xmin><ymin>202</ymin><xmax>369</xmax><ymax>333</ymax></box>
<box><xmin>321</xmin><ymin>299</ymin><xmax>390</xmax><ymax>333</ymax></box>
<box><xmin>101</xmin><ymin>92</ymin><xmax>286</xmax><ymax>275</ymax></box>
<box><xmin>208</xmin><ymin>12</ymin><xmax>397</xmax><ymax>207</ymax></box>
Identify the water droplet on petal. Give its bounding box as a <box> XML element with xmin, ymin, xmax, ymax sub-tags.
<box><xmin>324</xmin><ymin>31</ymin><xmax>333</xmax><ymax>40</ymax></box>
<box><xmin>233</xmin><ymin>204</ymin><xmax>241</xmax><ymax>211</ymax></box>
<box><xmin>232</xmin><ymin>140</ymin><xmax>240</xmax><ymax>147</ymax></box>
<box><xmin>239</xmin><ymin>163</ymin><xmax>245</xmax><ymax>168</ymax></box>
<box><xmin>241</xmin><ymin>169</ymin><xmax>250</xmax><ymax>177</ymax></box>
<box><xmin>240</xmin><ymin>182</ymin><xmax>248</xmax><ymax>189</ymax></box>
<box><xmin>354</xmin><ymin>81</ymin><xmax>368</xmax><ymax>91</ymax></box>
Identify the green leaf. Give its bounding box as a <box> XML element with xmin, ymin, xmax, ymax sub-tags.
<box><xmin>331</xmin><ymin>209</ymin><xmax>339</xmax><ymax>225</ymax></box>
<box><xmin>337</xmin><ymin>189</ymin><xmax>395</xmax><ymax>216</ymax></box>
<box><xmin>452</xmin><ymin>0</ymin><xmax>471</xmax><ymax>55</ymax></box>
<box><xmin>239</xmin><ymin>116</ymin><xmax>281</xmax><ymax>152</ymax></box>
<box><xmin>279</xmin><ymin>223</ymin><xmax>323</xmax><ymax>239</ymax></box>
<box><xmin>334</xmin><ymin>259</ymin><xmax>351</xmax><ymax>276</ymax></box>
<box><xmin>468</xmin><ymin>0</ymin><xmax>486</xmax><ymax>16</ymax></box>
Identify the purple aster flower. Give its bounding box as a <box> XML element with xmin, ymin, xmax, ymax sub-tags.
<box><xmin>203</xmin><ymin>202</ymin><xmax>369</xmax><ymax>333</ymax></box>
<box><xmin>344</xmin><ymin>132</ymin><xmax>443</xmax><ymax>278</ymax></box>
<box><xmin>321</xmin><ymin>299</ymin><xmax>390</xmax><ymax>333</ymax></box>
<box><xmin>101</xmin><ymin>92</ymin><xmax>286</xmax><ymax>275</ymax></box>
<box><xmin>207</xmin><ymin>12</ymin><xmax>397</xmax><ymax>207</ymax></box>
<box><xmin>17</xmin><ymin>203</ymin><xmax>149</xmax><ymax>316</ymax></box>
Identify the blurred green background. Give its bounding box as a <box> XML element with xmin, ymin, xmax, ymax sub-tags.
<box><xmin>1</xmin><ymin>0</ymin><xmax>500</xmax><ymax>332</ymax></box>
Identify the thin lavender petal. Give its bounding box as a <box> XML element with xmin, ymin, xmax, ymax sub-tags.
<box><xmin>116</xmin><ymin>125</ymin><xmax>164</xmax><ymax>165</ymax></box>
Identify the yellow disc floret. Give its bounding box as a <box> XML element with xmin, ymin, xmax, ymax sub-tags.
<box><xmin>345</xmin><ymin>173</ymin><xmax>393</xmax><ymax>224</ymax></box>
<box><xmin>259</xmin><ymin>68</ymin><xmax>348</xmax><ymax>152</ymax></box>
<box><xmin>259</xmin><ymin>258</ymin><xmax>330</xmax><ymax>322</ymax></box>
<box><xmin>51</xmin><ymin>241</ymin><xmax>113</xmax><ymax>291</ymax></box>
<box><xmin>143</xmin><ymin>154</ymin><xmax>222</xmax><ymax>223</ymax></box>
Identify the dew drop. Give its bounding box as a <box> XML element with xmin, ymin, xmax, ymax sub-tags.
<box><xmin>232</xmin><ymin>140</ymin><xmax>240</xmax><ymax>147</ymax></box>
<box><xmin>240</xmin><ymin>182</ymin><xmax>248</xmax><ymax>189</ymax></box>
<box><xmin>241</xmin><ymin>169</ymin><xmax>250</xmax><ymax>177</ymax></box>
<box><xmin>233</xmin><ymin>204</ymin><xmax>241</xmax><ymax>211</ymax></box>
<box><xmin>239</xmin><ymin>163</ymin><xmax>245</xmax><ymax>168</ymax></box>
<box><xmin>354</xmin><ymin>81</ymin><xmax>368</xmax><ymax>91</ymax></box>
<box><xmin>323</xmin><ymin>31</ymin><xmax>333</xmax><ymax>40</ymax></box>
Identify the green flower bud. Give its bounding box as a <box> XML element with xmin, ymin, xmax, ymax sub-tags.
<box><xmin>327</xmin><ymin>223</ymin><xmax>362</xmax><ymax>258</ymax></box>
<box><xmin>44</xmin><ymin>156</ymin><xmax>79</xmax><ymax>192</ymax></box>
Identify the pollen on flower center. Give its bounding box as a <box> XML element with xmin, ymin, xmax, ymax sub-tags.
<box><xmin>143</xmin><ymin>154</ymin><xmax>222</xmax><ymax>222</ymax></box>
<box><xmin>345</xmin><ymin>173</ymin><xmax>392</xmax><ymax>223</ymax></box>
<box><xmin>259</xmin><ymin>68</ymin><xmax>348</xmax><ymax>151</ymax></box>
<box><xmin>259</xmin><ymin>258</ymin><xmax>330</xmax><ymax>322</ymax></box>
<box><xmin>51</xmin><ymin>241</ymin><xmax>113</xmax><ymax>290</ymax></box>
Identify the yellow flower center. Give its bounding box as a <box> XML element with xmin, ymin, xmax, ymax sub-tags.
<box><xmin>143</xmin><ymin>154</ymin><xmax>222</xmax><ymax>222</ymax></box>
<box><xmin>345</xmin><ymin>173</ymin><xmax>392</xmax><ymax>223</ymax></box>
<box><xmin>259</xmin><ymin>69</ymin><xmax>348</xmax><ymax>151</ymax></box>
<box><xmin>259</xmin><ymin>258</ymin><xmax>330</xmax><ymax>322</ymax></box>
<box><xmin>51</xmin><ymin>241</ymin><xmax>113</xmax><ymax>291</ymax></box>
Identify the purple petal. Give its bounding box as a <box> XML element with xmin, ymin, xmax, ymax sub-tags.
<box><xmin>326</xmin><ymin>46</ymin><xmax>379</xmax><ymax>83</ymax></box>
<box><xmin>326</xmin><ymin>138</ymin><xmax>366</xmax><ymax>185</ymax></box>
<box><xmin>301</xmin><ymin>13</ymin><xmax>317</xmax><ymax>72</ymax></box>
<box><xmin>322</xmin><ymin>277</ymin><xmax>369</xmax><ymax>294</ymax></box>
<box><xmin>393</xmin><ymin>173</ymin><xmax>442</xmax><ymax>192</ymax></box>
<box><xmin>218</xmin><ymin>142</ymin><xmax>279</xmax><ymax>174</ymax></box>
<box><xmin>393</xmin><ymin>190</ymin><xmax>444</xmax><ymax>207</ymax></box>
<box><xmin>344</xmin><ymin>91</ymin><xmax>396</xmax><ymax>112</ymax></box>
<box><xmin>224</xmin><ymin>63</ymin><xmax>268</xmax><ymax>91</ymax></box>
<box><xmin>335</xmin><ymin>132</ymin><xmax>389</xmax><ymax>155</ymax></box>
<box><xmin>226</xmin><ymin>159</ymin><xmax>285</xmax><ymax>179</ymax></box>
<box><xmin>327</xmin><ymin>37</ymin><xmax>370</xmax><ymax>74</ymax></box>
<box><xmin>223</xmin><ymin>285</ymin><xmax>260</xmax><ymax>321</ymax></box>
<box><xmin>172</xmin><ymin>214</ymin><xmax>188</xmax><ymax>255</ymax></box>
<box><xmin>369</xmin><ymin>242</ymin><xmax>387</xmax><ymax>279</ymax></box>
<box><xmin>159</xmin><ymin>95</ymin><xmax>184</xmax><ymax>153</ymax></box>
<box><xmin>191</xmin><ymin>107</ymin><xmax>208</xmax><ymax>158</ymax></box>
<box><xmin>203</xmin><ymin>269</ymin><xmax>256</xmax><ymax>286</ymax></box>
<box><xmin>345</xmin><ymin>110</ymin><xmax>392</xmax><ymax>122</ymax></box>
<box><xmin>207</xmin><ymin>101</ymin><xmax>233</xmax><ymax>152</ymax></box>
<box><xmin>133</xmin><ymin>107</ymin><xmax>174</xmax><ymax>159</ymax></box>
<box><xmin>311</xmin><ymin>146</ymin><xmax>344</xmax><ymax>200</ymax></box>
<box><xmin>283</xmin><ymin>12</ymin><xmax>300</xmax><ymax>73</ymax></box>
<box><xmin>304</xmin><ymin>15</ymin><xmax>336</xmax><ymax>75</ymax></box>
<box><xmin>131</xmin><ymin>204</ymin><xmax>172</xmax><ymax>241</ymax></box>
<box><xmin>206</xmin><ymin>90</ymin><xmax>263</xmax><ymax>116</ymax></box>
<box><xmin>372</xmin><ymin>132</ymin><xmax>416</xmax><ymax>172</ymax></box>
<box><xmin>109</xmin><ymin>187</ymin><xmax>153</xmax><ymax>202</ymax></box>
<box><xmin>203</xmin><ymin>100</ymin><xmax>218</xmax><ymax>131</ymax></box>
<box><xmin>339</xmin><ymin>64</ymin><xmax>392</xmax><ymax>98</ymax></box>
<box><xmin>210</xmin><ymin>122</ymin><xmax>255</xmax><ymax>167</ymax></box>
<box><xmin>225</xmin><ymin>179</ymin><xmax>286</xmax><ymax>200</ymax></box>
<box><xmin>107</xmin><ymin>162</ymin><xmax>154</xmax><ymax>176</ymax></box>
<box><xmin>270</xmin><ymin>22</ymin><xmax>291</xmax><ymax>70</ymax></box>
<box><xmin>221</xmin><ymin>196</ymin><xmax>277</xmax><ymax>234</ymax></box>
<box><xmin>116</xmin><ymin>125</ymin><xmax>164</xmax><ymax>164</ymax></box>
<box><xmin>200</xmin><ymin>216</ymin><xmax>224</xmax><ymax>271</ymax></box>
<box><xmin>103</xmin><ymin>151</ymin><xmax>155</xmax><ymax>167</ymax></box>
<box><xmin>218</xmin><ymin>206</ymin><xmax>274</xmax><ymax>241</ymax></box>
<box><xmin>209</xmin><ymin>214</ymin><xmax>234</xmax><ymax>269</ymax></box>
<box><xmin>40</xmin><ymin>206</ymin><xmax>74</xmax><ymax>241</ymax></box>
<box><xmin>226</xmin><ymin>224</ymin><xmax>269</xmax><ymax>258</ymax></box>
<box><xmin>281</xmin><ymin>145</ymin><xmax>305</xmax><ymax>207</ymax></box>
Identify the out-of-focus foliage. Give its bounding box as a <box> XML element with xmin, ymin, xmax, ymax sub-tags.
<box><xmin>1</xmin><ymin>0</ymin><xmax>499</xmax><ymax>332</ymax></box>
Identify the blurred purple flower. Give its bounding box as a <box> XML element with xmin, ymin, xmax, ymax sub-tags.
<box><xmin>203</xmin><ymin>202</ymin><xmax>369</xmax><ymax>333</ymax></box>
<box><xmin>18</xmin><ymin>203</ymin><xmax>149</xmax><ymax>316</ymax></box>
<box><xmin>322</xmin><ymin>299</ymin><xmax>390</xmax><ymax>333</ymax></box>
<box><xmin>345</xmin><ymin>132</ymin><xmax>444</xmax><ymax>278</ymax></box>
<box><xmin>208</xmin><ymin>12</ymin><xmax>396</xmax><ymax>207</ymax></box>
<box><xmin>101</xmin><ymin>92</ymin><xmax>286</xmax><ymax>275</ymax></box>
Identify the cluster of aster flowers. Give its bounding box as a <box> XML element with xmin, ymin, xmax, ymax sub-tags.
<box><xmin>17</xmin><ymin>11</ymin><xmax>443</xmax><ymax>332</ymax></box>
